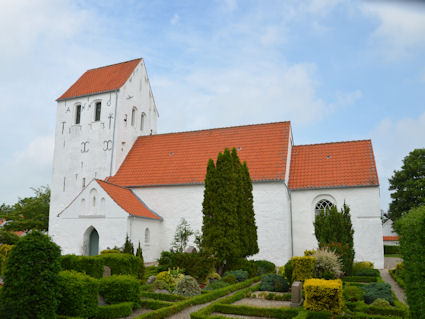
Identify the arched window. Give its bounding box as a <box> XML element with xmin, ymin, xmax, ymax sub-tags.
<box><xmin>75</xmin><ymin>104</ymin><xmax>82</xmax><ymax>124</ymax></box>
<box><xmin>140</xmin><ymin>112</ymin><xmax>146</xmax><ymax>131</ymax></box>
<box><xmin>89</xmin><ymin>188</ymin><xmax>98</xmax><ymax>214</ymax></box>
<box><xmin>94</xmin><ymin>102</ymin><xmax>101</xmax><ymax>121</ymax></box>
<box><xmin>81</xmin><ymin>198</ymin><xmax>86</xmax><ymax>211</ymax></box>
<box><xmin>144</xmin><ymin>227</ymin><xmax>150</xmax><ymax>244</ymax></box>
<box><xmin>131</xmin><ymin>107</ymin><xmax>137</xmax><ymax>126</ymax></box>
<box><xmin>100</xmin><ymin>197</ymin><xmax>105</xmax><ymax>213</ymax></box>
<box><xmin>315</xmin><ymin>199</ymin><xmax>335</xmax><ymax>215</ymax></box>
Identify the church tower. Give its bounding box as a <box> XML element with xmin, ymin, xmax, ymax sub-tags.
<box><xmin>49</xmin><ymin>58</ymin><xmax>158</xmax><ymax>221</ymax></box>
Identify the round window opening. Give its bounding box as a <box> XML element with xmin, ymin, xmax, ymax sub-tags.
<box><xmin>315</xmin><ymin>199</ymin><xmax>335</xmax><ymax>215</ymax></box>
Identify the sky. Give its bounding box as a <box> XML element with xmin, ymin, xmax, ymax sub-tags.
<box><xmin>0</xmin><ymin>0</ymin><xmax>424</xmax><ymax>212</ymax></box>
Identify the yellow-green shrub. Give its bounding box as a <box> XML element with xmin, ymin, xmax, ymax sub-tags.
<box><xmin>277</xmin><ymin>266</ymin><xmax>285</xmax><ymax>277</ymax></box>
<box><xmin>304</xmin><ymin>249</ymin><xmax>316</xmax><ymax>256</ymax></box>
<box><xmin>304</xmin><ymin>278</ymin><xmax>344</xmax><ymax>314</ymax></box>
<box><xmin>291</xmin><ymin>256</ymin><xmax>315</xmax><ymax>281</ymax></box>
<box><xmin>353</xmin><ymin>261</ymin><xmax>374</xmax><ymax>273</ymax></box>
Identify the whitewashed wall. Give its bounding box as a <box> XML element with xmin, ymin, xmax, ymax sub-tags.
<box><xmin>290</xmin><ymin>186</ymin><xmax>384</xmax><ymax>269</ymax></box>
<box><xmin>129</xmin><ymin>217</ymin><xmax>163</xmax><ymax>262</ymax></box>
<box><xmin>133</xmin><ymin>182</ymin><xmax>292</xmax><ymax>265</ymax></box>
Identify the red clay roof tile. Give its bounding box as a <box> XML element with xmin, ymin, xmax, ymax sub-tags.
<box><xmin>289</xmin><ymin>140</ymin><xmax>379</xmax><ymax>189</ymax></box>
<box><xmin>57</xmin><ymin>58</ymin><xmax>141</xmax><ymax>101</ymax></box>
<box><xmin>97</xmin><ymin>180</ymin><xmax>161</xmax><ymax>219</ymax></box>
<box><xmin>108</xmin><ymin>122</ymin><xmax>291</xmax><ymax>186</ymax></box>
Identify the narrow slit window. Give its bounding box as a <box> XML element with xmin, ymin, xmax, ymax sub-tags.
<box><xmin>140</xmin><ymin>112</ymin><xmax>145</xmax><ymax>131</ymax></box>
<box><xmin>95</xmin><ymin>102</ymin><xmax>101</xmax><ymax>121</ymax></box>
<box><xmin>75</xmin><ymin>105</ymin><xmax>81</xmax><ymax>124</ymax></box>
<box><xmin>131</xmin><ymin>107</ymin><xmax>136</xmax><ymax>126</ymax></box>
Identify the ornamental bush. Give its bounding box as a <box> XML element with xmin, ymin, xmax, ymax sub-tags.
<box><xmin>370</xmin><ymin>298</ymin><xmax>391</xmax><ymax>308</ymax></box>
<box><xmin>361</xmin><ymin>282</ymin><xmax>393</xmax><ymax>305</ymax></box>
<box><xmin>395</xmin><ymin>205</ymin><xmax>425</xmax><ymax>318</ymax></box>
<box><xmin>0</xmin><ymin>231</ymin><xmax>61</xmax><ymax>319</ymax></box>
<box><xmin>254</xmin><ymin>260</ymin><xmax>276</xmax><ymax>275</ymax></box>
<box><xmin>57</xmin><ymin>270</ymin><xmax>99</xmax><ymax>317</ymax></box>
<box><xmin>99</xmin><ymin>275</ymin><xmax>142</xmax><ymax>307</ymax></box>
<box><xmin>259</xmin><ymin>274</ymin><xmax>289</xmax><ymax>292</ymax></box>
<box><xmin>291</xmin><ymin>256</ymin><xmax>315</xmax><ymax>281</ymax></box>
<box><xmin>100</xmin><ymin>249</ymin><xmax>121</xmax><ymax>254</ymax></box>
<box><xmin>304</xmin><ymin>278</ymin><xmax>344</xmax><ymax>314</ymax></box>
<box><xmin>226</xmin><ymin>258</ymin><xmax>258</xmax><ymax>277</ymax></box>
<box><xmin>60</xmin><ymin>254</ymin><xmax>104</xmax><ymax>278</ymax></box>
<box><xmin>223</xmin><ymin>274</ymin><xmax>237</xmax><ymax>284</ymax></box>
<box><xmin>353</xmin><ymin>268</ymin><xmax>379</xmax><ymax>277</ymax></box>
<box><xmin>0</xmin><ymin>231</ymin><xmax>20</xmax><ymax>245</ymax></box>
<box><xmin>343</xmin><ymin>285</ymin><xmax>364</xmax><ymax>302</ymax></box>
<box><xmin>152</xmin><ymin>279</ymin><xmax>171</xmax><ymax>292</ymax></box>
<box><xmin>205</xmin><ymin>280</ymin><xmax>229</xmax><ymax>290</ymax></box>
<box><xmin>0</xmin><ymin>244</ymin><xmax>13</xmax><ymax>275</ymax></box>
<box><xmin>352</xmin><ymin>261</ymin><xmax>374</xmax><ymax>273</ymax></box>
<box><xmin>173</xmin><ymin>275</ymin><xmax>201</xmax><ymax>297</ymax></box>
<box><xmin>284</xmin><ymin>259</ymin><xmax>293</xmax><ymax>284</ymax></box>
<box><xmin>222</xmin><ymin>269</ymin><xmax>249</xmax><ymax>282</ymax></box>
<box><xmin>96</xmin><ymin>302</ymin><xmax>134</xmax><ymax>319</ymax></box>
<box><xmin>312</xmin><ymin>248</ymin><xmax>343</xmax><ymax>279</ymax></box>
<box><xmin>97</xmin><ymin>253</ymin><xmax>140</xmax><ymax>277</ymax></box>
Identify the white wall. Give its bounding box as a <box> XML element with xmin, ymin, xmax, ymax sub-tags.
<box><xmin>129</xmin><ymin>217</ymin><xmax>163</xmax><ymax>262</ymax></box>
<box><xmin>133</xmin><ymin>182</ymin><xmax>292</xmax><ymax>265</ymax></box>
<box><xmin>290</xmin><ymin>186</ymin><xmax>384</xmax><ymax>269</ymax></box>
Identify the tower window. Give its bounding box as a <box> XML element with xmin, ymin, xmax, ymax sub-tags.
<box><xmin>95</xmin><ymin>102</ymin><xmax>101</xmax><ymax>121</ymax></box>
<box><xmin>145</xmin><ymin>227</ymin><xmax>150</xmax><ymax>244</ymax></box>
<box><xmin>140</xmin><ymin>112</ymin><xmax>146</xmax><ymax>131</ymax></box>
<box><xmin>131</xmin><ymin>107</ymin><xmax>137</xmax><ymax>126</ymax></box>
<box><xmin>315</xmin><ymin>199</ymin><xmax>335</xmax><ymax>216</ymax></box>
<box><xmin>75</xmin><ymin>105</ymin><xmax>81</xmax><ymax>124</ymax></box>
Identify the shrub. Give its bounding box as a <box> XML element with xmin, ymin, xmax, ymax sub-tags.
<box><xmin>97</xmin><ymin>253</ymin><xmax>140</xmax><ymax>277</ymax></box>
<box><xmin>205</xmin><ymin>280</ymin><xmax>229</xmax><ymax>290</ymax></box>
<box><xmin>254</xmin><ymin>260</ymin><xmax>276</xmax><ymax>275</ymax></box>
<box><xmin>354</xmin><ymin>268</ymin><xmax>379</xmax><ymax>277</ymax></box>
<box><xmin>361</xmin><ymin>282</ymin><xmax>393</xmax><ymax>305</ymax></box>
<box><xmin>313</xmin><ymin>248</ymin><xmax>343</xmax><ymax>279</ymax></box>
<box><xmin>57</xmin><ymin>270</ymin><xmax>99</xmax><ymax>317</ymax></box>
<box><xmin>304</xmin><ymin>249</ymin><xmax>316</xmax><ymax>256</ymax></box>
<box><xmin>343</xmin><ymin>276</ymin><xmax>377</xmax><ymax>283</ymax></box>
<box><xmin>394</xmin><ymin>262</ymin><xmax>405</xmax><ymax>280</ymax></box>
<box><xmin>99</xmin><ymin>275</ymin><xmax>141</xmax><ymax>307</ymax></box>
<box><xmin>223</xmin><ymin>269</ymin><xmax>249</xmax><ymax>282</ymax></box>
<box><xmin>291</xmin><ymin>256</ymin><xmax>315</xmax><ymax>281</ymax></box>
<box><xmin>304</xmin><ymin>278</ymin><xmax>344</xmax><ymax>314</ymax></box>
<box><xmin>156</xmin><ymin>271</ymin><xmax>176</xmax><ymax>287</ymax></box>
<box><xmin>0</xmin><ymin>244</ymin><xmax>13</xmax><ymax>275</ymax></box>
<box><xmin>278</xmin><ymin>265</ymin><xmax>285</xmax><ymax>277</ymax></box>
<box><xmin>96</xmin><ymin>302</ymin><xmax>133</xmax><ymax>319</ymax></box>
<box><xmin>100</xmin><ymin>249</ymin><xmax>121</xmax><ymax>254</ymax></box>
<box><xmin>226</xmin><ymin>258</ymin><xmax>258</xmax><ymax>277</ymax></box>
<box><xmin>353</xmin><ymin>261</ymin><xmax>374</xmax><ymax>273</ymax></box>
<box><xmin>152</xmin><ymin>279</ymin><xmax>171</xmax><ymax>292</ymax></box>
<box><xmin>259</xmin><ymin>273</ymin><xmax>289</xmax><ymax>292</ymax></box>
<box><xmin>157</xmin><ymin>250</ymin><xmax>214</xmax><ymax>282</ymax></box>
<box><xmin>206</xmin><ymin>271</ymin><xmax>221</xmax><ymax>283</ymax></box>
<box><xmin>0</xmin><ymin>231</ymin><xmax>20</xmax><ymax>245</ymax></box>
<box><xmin>135</xmin><ymin>241</ymin><xmax>145</xmax><ymax>280</ymax></box>
<box><xmin>306</xmin><ymin>311</ymin><xmax>331</xmax><ymax>319</ymax></box>
<box><xmin>0</xmin><ymin>231</ymin><xmax>61</xmax><ymax>319</ymax></box>
<box><xmin>60</xmin><ymin>254</ymin><xmax>104</xmax><ymax>278</ymax></box>
<box><xmin>284</xmin><ymin>259</ymin><xmax>293</xmax><ymax>284</ymax></box>
<box><xmin>223</xmin><ymin>274</ymin><xmax>237</xmax><ymax>284</ymax></box>
<box><xmin>370</xmin><ymin>298</ymin><xmax>391</xmax><ymax>308</ymax></box>
<box><xmin>174</xmin><ymin>275</ymin><xmax>201</xmax><ymax>297</ymax></box>
<box><xmin>343</xmin><ymin>285</ymin><xmax>364</xmax><ymax>302</ymax></box>
<box><xmin>383</xmin><ymin>245</ymin><xmax>400</xmax><ymax>255</ymax></box>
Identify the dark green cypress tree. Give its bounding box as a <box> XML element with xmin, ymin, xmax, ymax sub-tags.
<box><xmin>136</xmin><ymin>241</ymin><xmax>145</xmax><ymax>280</ymax></box>
<box><xmin>202</xmin><ymin>159</ymin><xmax>218</xmax><ymax>252</ymax></box>
<box><xmin>123</xmin><ymin>234</ymin><xmax>134</xmax><ymax>255</ymax></box>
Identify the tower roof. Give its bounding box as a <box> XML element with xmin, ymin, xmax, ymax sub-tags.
<box><xmin>57</xmin><ymin>58</ymin><xmax>142</xmax><ymax>101</ymax></box>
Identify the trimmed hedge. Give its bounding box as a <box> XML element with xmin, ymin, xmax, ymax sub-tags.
<box><xmin>57</xmin><ymin>270</ymin><xmax>99</xmax><ymax>318</ymax></box>
<box><xmin>291</xmin><ymin>256</ymin><xmax>315</xmax><ymax>281</ymax></box>
<box><xmin>353</xmin><ymin>268</ymin><xmax>379</xmax><ymax>277</ymax></box>
<box><xmin>384</xmin><ymin>245</ymin><xmax>400</xmax><ymax>255</ymax></box>
<box><xmin>141</xmin><ymin>291</ymin><xmax>186</xmax><ymax>301</ymax></box>
<box><xmin>100</xmin><ymin>275</ymin><xmax>142</xmax><ymax>307</ymax></box>
<box><xmin>353</xmin><ymin>262</ymin><xmax>374</xmax><ymax>273</ymax></box>
<box><xmin>304</xmin><ymin>278</ymin><xmax>344</xmax><ymax>314</ymax></box>
<box><xmin>259</xmin><ymin>273</ymin><xmax>289</xmax><ymax>292</ymax></box>
<box><xmin>96</xmin><ymin>302</ymin><xmax>134</xmax><ymax>319</ymax></box>
<box><xmin>222</xmin><ymin>269</ymin><xmax>248</xmax><ymax>282</ymax></box>
<box><xmin>97</xmin><ymin>253</ymin><xmax>141</xmax><ymax>277</ymax></box>
<box><xmin>214</xmin><ymin>304</ymin><xmax>298</xmax><ymax>318</ymax></box>
<box><xmin>343</xmin><ymin>276</ymin><xmax>378</xmax><ymax>283</ymax></box>
<box><xmin>254</xmin><ymin>260</ymin><xmax>276</xmax><ymax>275</ymax></box>
<box><xmin>139</xmin><ymin>299</ymin><xmax>173</xmax><ymax>310</ymax></box>
<box><xmin>306</xmin><ymin>311</ymin><xmax>332</xmax><ymax>318</ymax></box>
<box><xmin>60</xmin><ymin>254</ymin><xmax>104</xmax><ymax>278</ymax></box>
<box><xmin>389</xmin><ymin>269</ymin><xmax>405</xmax><ymax>289</ymax></box>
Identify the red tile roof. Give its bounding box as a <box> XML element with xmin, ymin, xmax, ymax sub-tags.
<box><xmin>97</xmin><ymin>180</ymin><xmax>161</xmax><ymax>220</ymax></box>
<box><xmin>289</xmin><ymin>140</ymin><xmax>379</xmax><ymax>190</ymax></box>
<box><xmin>383</xmin><ymin>236</ymin><xmax>399</xmax><ymax>241</ymax></box>
<box><xmin>108</xmin><ymin>122</ymin><xmax>291</xmax><ymax>186</ymax></box>
<box><xmin>57</xmin><ymin>58</ymin><xmax>142</xmax><ymax>101</ymax></box>
<box><xmin>0</xmin><ymin>219</ymin><xmax>25</xmax><ymax>236</ymax></box>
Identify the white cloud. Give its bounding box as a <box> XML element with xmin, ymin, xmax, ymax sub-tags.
<box><xmin>361</xmin><ymin>1</ymin><xmax>425</xmax><ymax>59</ymax></box>
<box><xmin>15</xmin><ymin>136</ymin><xmax>54</xmax><ymax>166</ymax></box>
<box><xmin>370</xmin><ymin>111</ymin><xmax>425</xmax><ymax>211</ymax></box>
<box><xmin>170</xmin><ymin>13</ymin><xmax>180</xmax><ymax>25</ymax></box>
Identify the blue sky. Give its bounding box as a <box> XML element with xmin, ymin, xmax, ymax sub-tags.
<box><xmin>0</xmin><ymin>0</ymin><xmax>424</xmax><ymax>211</ymax></box>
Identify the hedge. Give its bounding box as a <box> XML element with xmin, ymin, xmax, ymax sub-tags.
<box><xmin>60</xmin><ymin>255</ymin><xmax>104</xmax><ymax>278</ymax></box>
<box><xmin>343</xmin><ymin>276</ymin><xmax>377</xmax><ymax>283</ymax></box>
<box><xmin>254</xmin><ymin>260</ymin><xmax>276</xmax><ymax>275</ymax></box>
<box><xmin>135</xmin><ymin>276</ymin><xmax>260</xmax><ymax>319</ymax></box>
<box><xmin>389</xmin><ymin>269</ymin><xmax>406</xmax><ymax>289</ymax></box>
<box><xmin>291</xmin><ymin>256</ymin><xmax>315</xmax><ymax>281</ymax></box>
<box><xmin>97</xmin><ymin>253</ymin><xmax>140</xmax><ymax>277</ymax></box>
<box><xmin>57</xmin><ymin>270</ymin><xmax>99</xmax><ymax>318</ymax></box>
<box><xmin>304</xmin><ymin>278</ymin><xmax>344</xmax><ymax>314</ymax></box>
<box><xmin>140</xmin><ymin>291</ymin><xmax>186</xmax><ymax>302</ymax></box>
<box><xmin>96</xmin><ymin>302</ymin><xmax>134</xmax><ymax>319</ymax></box>
<box><xmin>214</xmin><ymin>304</ymin><xmax>298</xmax><ymax>318</ymax></box>
<box><xmin>100</xmin><ymin>275</ymin><xmax>142</xmax><ymax>307</ymax></box>
<box><xmin>383</xmin><ymin>245</ymin><xmax>400</xmax><ymax>255</ymax></box>
<box><xmin>139</xmin><ymin>299</ymin><xmax>173</xmax><ymax>310</ymax></box>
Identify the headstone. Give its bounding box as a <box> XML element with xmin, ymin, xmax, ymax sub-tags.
<box><xmin>184</xmin><ymin>246</ymin><xmax>197</xmax><ymax>253</ymax></box>
<box><xmin>291</xmin><ymin>281</ymin><xmax>303</xmax><ymax>307</ymax></box>
<box><xmin>147</xmin><ymin>275</ymin><xmax>156</xmax><ymax>284</ymax></box>
<box><xmin>103</xmin><ymin>265</ymin><xmax>111</xmax><ymax>277</ymax></box>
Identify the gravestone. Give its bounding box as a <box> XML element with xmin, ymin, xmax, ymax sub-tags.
<box><xmin>103</xmin><ymin>265</ymin><xmax>111</xmax><ymax>277</ymax></box>
<box><xmin>291</xmin><ymin>281</ymin><xmax>303</xmax><ymax>307</ymax></box>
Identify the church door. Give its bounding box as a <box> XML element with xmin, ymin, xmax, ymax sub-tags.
<box><xmin>88</xmin><ymin>228</ymin><xmax>99</xmax><ymax>256</ymax></box>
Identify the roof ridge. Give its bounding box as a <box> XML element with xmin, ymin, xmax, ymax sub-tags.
<box><xmin>88</xmin><ymin>58</ymin><xmax>142</xmax><ymax>71</ymax></box>
<box><xmin>140</xmin><ymin>121</ymin><xmax>291</xmax><ymax>139</ymax></box>
<box><xmin>294</xmin><ymin>139</ymin><xmax>371</xmax><ymax>147</ymax></box>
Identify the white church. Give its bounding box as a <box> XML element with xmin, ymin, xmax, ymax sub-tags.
<box><xmin>48</xmin><ymin>58</ymin><xmax>384</xmax><ymax>268</ymax></box>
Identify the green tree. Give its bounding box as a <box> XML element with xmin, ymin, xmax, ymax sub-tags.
<box><xmin>388</xmin><ymin>148</ymin><xmax>425</xmax><ymax>222</ymax></box>
<box><xmin>123</xmin><ymin>234</ymin><xmax>134</xmax><ymax>255</ymax></box>
<box><xmin>0</xmin><ymin>231</ymin><xmax>61</xmax><ymax>318</ymax></box>
<box><xmin>0</xmin><ymin>186</ymin><xmax>50</xmax><ymax>232</ymax></box>
<box><xmin>202</xmin><ymin>148</ymin><xmax>258</xmax><ymax>272</ymax></box>
<box><xmin>314</xmin><ymin>203</ymin><xmax>355</xmax><ymax>275</ymax></box>
<box><xmin>172</xmin><ymin>218</ymin><xmax>194</xmax><ymax>252</ymax></box>
<box><xmin>395</xmin><ymin>205</ymin><xmax>425</xmax><ymax>318</ymax></box>
<box><xmin>135</xmin><ymin>241</ymin><xmax>145</xmax><ymax>280</ymax></box>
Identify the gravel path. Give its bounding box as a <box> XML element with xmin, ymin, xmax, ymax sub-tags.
<box><xmin>379</xmin><ymin>269</ymin><xmax>407</xmax><ymax>305</ymax></box>
<box><xmin>384</xmin><ymin>257</ymin><xmax>402</xmax><ymax>269</ymax></box>
<box><xmin>233</xmin><ymin>298</ymin><xmax>290</xmax><ymax>308</ymax></box>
